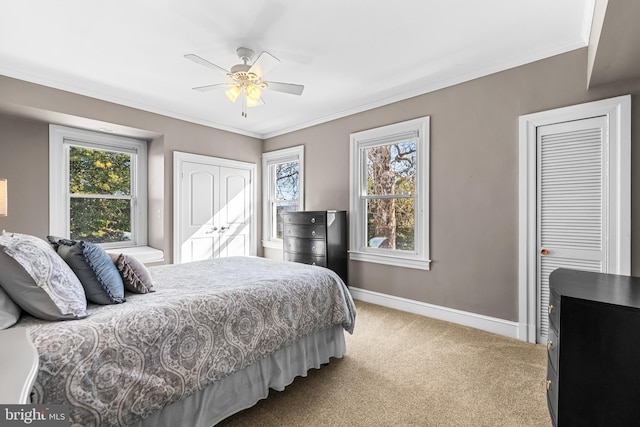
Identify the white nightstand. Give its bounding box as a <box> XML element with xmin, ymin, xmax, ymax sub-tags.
<box><xmin>0</xmin><ymin>327</ymin><xmax>39</xmax><ymax>403</ymax></box>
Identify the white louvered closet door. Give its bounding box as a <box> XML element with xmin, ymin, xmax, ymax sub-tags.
<box><xmin>536</xmin><ymin>116</ymin><xmax>608</xmax><ymax>343</ymax></box>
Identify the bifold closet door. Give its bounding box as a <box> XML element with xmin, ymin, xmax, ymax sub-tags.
<box><xmin>180</xmin><ymin>161</ymin><xmax>221</xmax><ymax>262</ymax></box>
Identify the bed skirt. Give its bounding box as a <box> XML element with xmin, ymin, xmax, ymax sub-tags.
<box><xmin>132</xmin><ymin>325</ymin><xmax>346</xmax><ymax>427</ymax></box>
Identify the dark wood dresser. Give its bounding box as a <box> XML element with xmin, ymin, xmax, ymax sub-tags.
<box><xmin>547</xmin><ymin>268</ymin><xmax>640</xmax><ymax>426</ymax></box>
<box><xmin>282</xmin><ymin>210</ymin><xmax>347</xmax><ymax>284</ymax></box>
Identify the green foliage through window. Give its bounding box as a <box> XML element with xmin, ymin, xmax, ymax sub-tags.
<box><xmin>68</xmin><ymin>146</ymin><xmax>133</xmax><ymax>243</ymax></box>
<box><xmin>69</xmin><ymin>147</ymin><xmax>131</xmax><ymax>195</ymax></box>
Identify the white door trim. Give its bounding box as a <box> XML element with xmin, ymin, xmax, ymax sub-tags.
<box><xmin>173</xmin><ymin>151</ymin><xmax>257</xmax><ymax>264</ymax></box>
<box><xmin>518</xmin><ymin>95</ymin><xmax>631</xmax><ymax>343</ymax></box>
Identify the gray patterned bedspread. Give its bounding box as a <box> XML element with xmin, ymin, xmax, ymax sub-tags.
<box><xmin>17</xmin><ymin>256</ymin><xmax>356</xmax><ymax>427</ymax></box>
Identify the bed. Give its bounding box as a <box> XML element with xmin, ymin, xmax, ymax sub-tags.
<box><xmin>6</xmin><ymin>255</ymin><xmax>356</xmax><ymax>427</ymax></box>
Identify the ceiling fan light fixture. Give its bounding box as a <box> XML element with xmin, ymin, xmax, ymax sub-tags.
<box><xmin>245</xmin><ymin>85</ymin><xmax>262</xmax><ymax>102</ymax></box>
<box><xmin>186</xmin><ymin>46</ymin><xmax>303</xmax><ymax>118</ymax></box>
<box><xmin>246</xmin><ymin>96</ymin><xmax>262</xmax><ymax>108</ymax></box>
<box><xmin>225</xmin><ymin>85</ymin><xmax>241</xmax><ymax>102</ymax></box>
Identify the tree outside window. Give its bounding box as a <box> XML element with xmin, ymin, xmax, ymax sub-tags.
<box><xmin>272</xmin><ymin>160</ymin><xmax>299</xmax><ymax>239</ymax></box>
<box><xmin>69</xmin><ymin>146</ymin><xmax>133</xmax><ymax>243</ymax></box>
<box><xmin>365</xmin><ymin>140</ymin><xmax>416</xmax><ymax>251</ymax></box>
<box><xmin>49</xmin><ymin>125</ymin><xmax>148</xmax><ymax>250</ymax></box>
<box><xmin>262</xmin><ymin>145</ymin><xmax>304</xmax><ymax>249</ymax></box>
<box><xmin>349</xmin><ymin>116</ymin><xmax>430</xmax><ymax>270</ymax></box>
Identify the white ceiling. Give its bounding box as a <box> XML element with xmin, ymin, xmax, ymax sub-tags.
<box><xmin>0</xmin><ymin>0</ymin><xmax>594</xmax><ymax>139</ymax></box>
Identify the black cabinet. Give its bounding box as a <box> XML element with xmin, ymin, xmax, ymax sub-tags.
<box><xmin>283</xmin><ymin>210</ymin><xmax>347</xmax><ymax>284</ymax></box>
<box><xmin>547</xmin><ymin>268</ymin><xmax>640</xmax><ymax>426</ymax></box>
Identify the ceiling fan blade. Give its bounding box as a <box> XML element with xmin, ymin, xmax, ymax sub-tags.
<box><xmin>249</xmin><ymin>51</ymin><xmax>280</xmax><ymax>78</ymax></box>
<box><xmin>184</xmin><ymin>54</ymin><xmax>229</xmax><ymax>74</ymax></box>
<box><xmin>192</xmin><ymin>83</ymin><xmax>229</xmax><ymax>92</ymax></box>
<box><xmin>264</xmin><ymin>81</ymin><xmax>304</xmax><ymax>96</ymax></box>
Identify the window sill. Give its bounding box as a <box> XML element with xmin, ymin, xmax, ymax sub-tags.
<box><xmin>349</xmin><ymin>250</ymin><xmax>431</xmax><ymax>270</ymax></box>
<box><xmin>262</xmin><ymin>240</ymin><xmax>284</xmax><ymax>250</ymax></box>
<box><xmin>105</xmin><ymin>246</ymin><xmax>165</xmax><ymax>265</ymax></box>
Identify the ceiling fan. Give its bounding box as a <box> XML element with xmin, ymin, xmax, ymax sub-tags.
<box><xmin>184</xmin><ymin>47</ymin><xmax>304</xmax><ymax>117</ymax></box>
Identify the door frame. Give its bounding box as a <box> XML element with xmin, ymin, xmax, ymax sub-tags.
<box><xmin>173</xmin><ymin>151</ymin><xmax>257</xmax><ymax>264</ymax></box>
<box><xmin>518</xmin><ymin>95</ymin><xmax>631</xmax><ymax>343</ymax></box>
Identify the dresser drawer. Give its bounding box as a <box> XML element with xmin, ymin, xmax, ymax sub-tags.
<box><xmin>284</xmin><ymin>224</ymin><xmax>326</xmax><ymax>239</ymax></box>
<box><xmin>284</xmin><ymin>212</ymin><xmax>326</xmax><ymax>226</ymax></box>
<box><xmin>546</xmin><ymin>361</ymin><xmax>559</xmax><ymax>427</ymax></box>
<box><xmin>284</xmin><ymin>251</ymin><xmax>327</xmax><ymax>267</ymax></box>
<box><xmin>284</xmin><ymin>237</ymin><xmax>326</xmax><ymax>255</ymax></box>
<box><xmin>281</xmin><ymin>210</ymin><xmax>347</xmax><ymax>284</ymax></box>
<box><xmin>547</xmin><ymin>393</ymin><xmax>558</xmax><ymax>427</ymax></box>
<box><xmin>547</xmin><ymin>326</ymin><xmax>559</xmax><ymax>374</ymax></box>
<box><xmin>548</xmin><ymin>289</ymin><xmax>561</xmax><ymax>332</ymax></box>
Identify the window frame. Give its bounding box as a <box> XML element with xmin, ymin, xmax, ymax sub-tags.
<box><xmin>49</xmin><ymin>125</ymin><xmax>148</xmax><ymax>250</ymax></box>
<box><xmin>261</xmin><ymin>145</ymin><xmax>304</xmax><ymax>250</ymax></box>
<box><xmin>349</xmin><ymin>116</ymin><xmax>431</xmax><ymax>270</ymax></box>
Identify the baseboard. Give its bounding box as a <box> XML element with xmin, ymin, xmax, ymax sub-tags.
<box><xmin>348</xmin><ymin>287</ymin><xmax>522</xmax><ymax>340</ymax></box>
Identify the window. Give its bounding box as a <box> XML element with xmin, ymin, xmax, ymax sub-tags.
<box><xmin>349</xmin><ymin>116</ymin><xmax>430</xmax><ymax>270</ymax></box>
<box><xmin>262</xmin><ymin>145</ymin><xmax>304</xmax><ymax>249</ymax></box>
<box><xmin>49</xmin><ymin>125</ymin><xmax>148</xmax><ymax>249</ymax></box>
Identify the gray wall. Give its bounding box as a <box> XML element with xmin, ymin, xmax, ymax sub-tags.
<box><xmin>263</xmin><ymin>47</ymin><xmax>640</xmax><ymax>322</ymax></box>
<box><xmin>0</xmin><ymin>76</ymin><xmax>263</xmax><ymax>262</ymax></box>
<box><xmin>0</xmin><ymin>115</ymin><xmax>49</xmax><ymax>234</ymax></box>
<box><xmin>2</xmin><ymin>47</ymin><xmax>640</xmax><ymax>323</ymax></box>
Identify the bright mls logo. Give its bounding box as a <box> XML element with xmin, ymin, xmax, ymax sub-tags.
<box><xmin>0</xmin><ymin>405</ymin><xmax>68</xmax><ymax>426</ymax></box>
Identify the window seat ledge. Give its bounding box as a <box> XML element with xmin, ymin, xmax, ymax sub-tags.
<box><xmin>105</xmin><ymin>246</ymin><xmax>164</xmax><ymax>265</ymax></box>
<box><xmin>262</xmin><ymin>240</ymin><xmax>284</xmax><ymax>250</ymax></box>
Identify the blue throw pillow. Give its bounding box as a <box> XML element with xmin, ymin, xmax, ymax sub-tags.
<box><xmin>49</xmin><ymin>237</ymin><xmax>125</xmax><ymax>305</ymax></box>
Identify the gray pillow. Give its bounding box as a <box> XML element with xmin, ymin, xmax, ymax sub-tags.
<box><xmin>109</xmin><ymin>253</ymin><xmax>155</xmax><ymax>294</ymax></box>
<box><xmin>50</xmin><ymin>237</ymin><xmax>125</xmax><ymax>305</ymax></box>
<box><xmin>0</xmin><ymin>234</ymin><xmax>87</xmax><ymax>320</ymax></box>
<box><xmin>0</xmin><ymin>285</ymin><xmax>21</xmax><ymax>329</ymax></box>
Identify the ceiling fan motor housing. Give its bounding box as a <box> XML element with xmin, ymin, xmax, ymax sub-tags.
<box><xmin>229</xmin><ymin>63</ymin><xmax>253</xmax><ymax>75</ymax></box>
<box><xmin>236</xmin><ymin>47</ymin><xmax>255</xmax><ymax>63</ymax></box>
<box><xmin>229</xmin><ymin>63</ymin><xmax>265</xmax><ymax>88</ymax></box>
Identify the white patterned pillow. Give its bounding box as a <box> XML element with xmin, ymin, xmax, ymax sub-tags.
<box><xmin>0</xmin><ymin>285</ymin><xmax>21</xmax><ymax>329</ymax></box>
<box><xmin>0</xmin><ymin>233</ymin><xmax>87</xmax><ymax>320</ymax></box>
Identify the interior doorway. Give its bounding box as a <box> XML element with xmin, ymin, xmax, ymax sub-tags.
<box><xmin>518</xmin><ymin>95</ymin><xmax>630</xmax><ymax>344</ymax></box>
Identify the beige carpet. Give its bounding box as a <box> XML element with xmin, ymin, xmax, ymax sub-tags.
<box><xmin>218</xmin><ymin>300</ymin><xmax>551</xmax><ymax>426</ymax></box>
